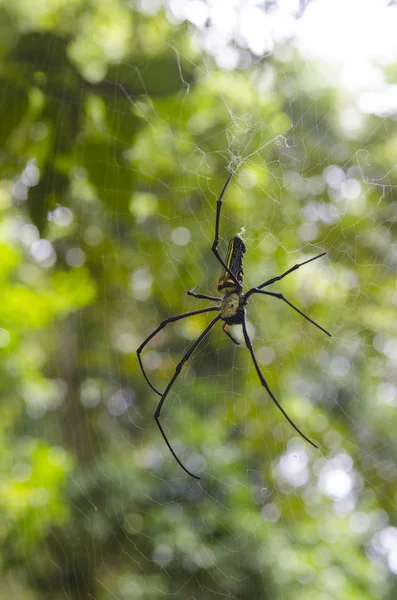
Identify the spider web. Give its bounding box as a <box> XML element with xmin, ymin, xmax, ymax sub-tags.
<box><xmin>108</xmin><ymin>9</ymin><xmax>395</xmax><ymax>597</ymax></box>
<box><xmin>3</xmin><ymin>1</ymin><xmax>397</xmax><ymax>599</ymax></box>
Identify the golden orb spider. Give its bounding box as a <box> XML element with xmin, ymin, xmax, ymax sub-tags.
<box><xmin>137</xmin><ymin>172</ymin><xmax>331</xmax><ymax>479</ymax></box>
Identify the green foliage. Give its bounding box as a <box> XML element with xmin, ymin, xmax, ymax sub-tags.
<box><xmin>0</xmin><ymin>1</ymin><xmax>396</xmax><ymax>599</ymax></box>
<box><xmin>1</xmin><ymin>441</ymin><xmax>72</xmax><ymax>563</ymax></box>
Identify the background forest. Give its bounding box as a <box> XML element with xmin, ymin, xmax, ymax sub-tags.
<box><xmin>1</xmin><ymin>0</ymin><xmax>397</xmax><ymax>598</ymax></box>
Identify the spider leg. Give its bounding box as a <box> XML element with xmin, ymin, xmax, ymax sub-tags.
<box><xmin>222</xmin><ymin>322</ymin><xmax>240</xmax><ymax>345</ymax></box>
<box><xmin>241</xmin><ymin>311</ymin><xmax>318</xmax><ymax>449</ymax></box>
<box><xmin>211</xmin><ymin>172</ymin><xmax>242</xmax><ymax>290</ymax></box>
<box><xmin>137</xmin><ymin>306</ymin><xmax>219</xmax><ymax>397</ymax></box>
<box><xmin>187</xmin><ymin>285</ymin><xmax>222</xmax><ymax>302</ymax></box>
<box><xmin>155</xmin><ymin>313</ymin><xmax>222</xmax><ymax>479</ymax></box>
<box><xmin>245</xmin><ymin>252</ymin><xmax>326</xmax><ymax>297</ymax></box>
<box><xmin>250</xmin><ymin>290</ymin><xmax>331</xmax><ymax>337</ymax></box>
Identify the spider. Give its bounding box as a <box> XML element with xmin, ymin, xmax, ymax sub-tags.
<box><xmin>137</xmin><ymin>172</ymin><xmax>331</xmax><ymax>479</ymax></box>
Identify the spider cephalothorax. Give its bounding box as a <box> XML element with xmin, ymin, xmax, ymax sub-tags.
<box><xmin>220</xmin><ymin>292</ymin><xmax>245</xmax><ymax>324</ymax></box>
<box><xmin>137</xmin><ymin>171</ymin><xmax>331</xmax><ymax>479</ymax></box>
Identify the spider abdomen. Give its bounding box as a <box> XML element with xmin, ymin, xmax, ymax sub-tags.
<box><xmin>217</xmin><ymin>236</ymin><xmax>246</xmax><ymax>292</ymax></box>
<box><xmin>221</xmin><ymin>292</ymin><xmax>245</xmax><ymax>325</ymax></box>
